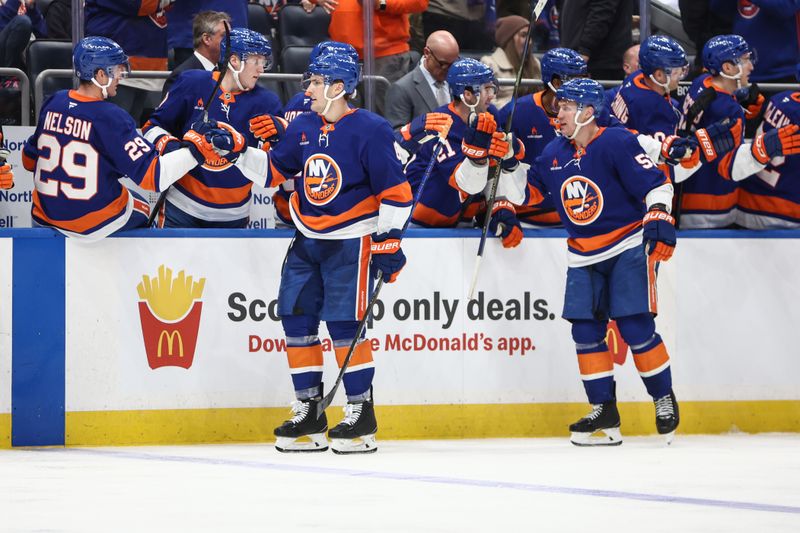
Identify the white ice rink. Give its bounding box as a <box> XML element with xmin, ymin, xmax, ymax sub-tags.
<box><xmin>2</xmin><ymin>434</ymin><xmax>799</xmax><ymax>532</ymax></box>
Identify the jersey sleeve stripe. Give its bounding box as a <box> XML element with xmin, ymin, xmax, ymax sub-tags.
<box><xmin>411</xmin><ymin>203</ymin><xmax>462</xmax><ymax>227</ymax></box>
<box><xmin>137</xmin><ymin>0</ymin><xmax>159</xmax><ymax>16</ymax></box>
<box><xmin>376</xmin><ymin>181</ymin><xmax>412</xmax><ymax>206</ymax></box>
<box><xmin>21</xmin><ymin>150</ymin><xmax>36</xmax><ymax>172</ymax></box>
<box><xmin>32</xmin><ymin>188</ymin><xmax>129</xmax><ymax>234</ymax></box>
<box><xmin>139</xmin><ymin>157</ymin><xmax>159</xmax><ymax>192</ymax></box>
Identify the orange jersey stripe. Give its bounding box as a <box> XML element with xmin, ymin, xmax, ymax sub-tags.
<box><xmin>268</xmin><ymin>160</ymin><xmax>288</xmax><ymax>188</ymax></box>
<box><xmin>137</xmin><ymin>0</ymin><xmax>159</xmax><ymax>16</ymax></box>
<box><xmin>376</xmin><ymin>181</ymin><xmax>412</xmax><ymax>205</ymax></box>
<box><xmin>21</xmin><ymin>151</ymin><xmax>36</xmax><ymax>172</ymax></box>
<box><xmin>139</xmin><ymin>157</ymin><xmax>159</xmax><ymax>192</ymax></box>
<box><xmin>32</xmin><ymin>188</ymin><xmax>129</xmax><ymax>233</ymax></box>
<box><xmin>290</xmin><ymin>193</ymin><xmax>378</xmax><ymax>232</ymax></box>
<box><xmin>738</xmin><ymin>189</ymin><xmax>800</xmax><ymax>219</ymax></box>
<box><xmin>178</xmin><ymin>174</ymin><xmax>252</xmax><ymax>205</ymax></box>
<box><xmin>334</xmin><ymin>341</ymin><xmax>373</xmax><ymax>369</ymax></box>
<box><xmin>681</xmin><ymin>190</ymin><xmax>738</xmax><ymax>212</ymax></box>
<box><xmin>287</xmin><ymin>345</ymin><xmax>324</xmax><ymax>369</ymax></box>
<box><xmin>357</xmin><ymin>235</ymin><xmax>370</xmax><ymax>320</ymax></box>
<box><xmin>577</xmin><ymin>351</ymin><xmax>614</xmax><ymax>376</ymax></box>
<box><xmin>632</xmin><ymin>343</ymin><xmax>670</xmax><ymax>374</ymax></box>
<box><xmin>411</xmin><ymin>203</ymin><xmax>461</xmax><ymax>227</ymax></box>
<box><xmin>568</xmin><ymin>220</ymin><xmax>641</xmax><ymax>254</ymax></box>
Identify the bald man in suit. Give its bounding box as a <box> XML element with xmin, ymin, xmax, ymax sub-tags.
<box><xmin>384</xmin><ymin>30</ymin><xmax>459</xmax><ymax>129</ymax></box>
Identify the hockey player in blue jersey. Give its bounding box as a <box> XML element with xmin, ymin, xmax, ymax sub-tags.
<box><xmin>401</xmin><ymin>58</ymin><xmax>527</xmax><ymax>248</ymax></box>
<box><xmin>240</xmin><ymin>45</ymin><xmax>413</xmax><ymax>454</ymax></box>
<box><xmin>528</xmin><ymin>79</ymin><xmax>679</xmax><ymax>445</ymax></box>
<box><xmin>21</xmin><ymin>36</ymin><xmax>223</xmax><ymax>240</ymax></box>
<box><xmin>143</xmin><ymin>27</ymin><xmax>284</xmax><ymax>228</ymax></box>
<box><xmin>679</xmin><ymin>34</ymin><xmax>800</xmax><ymax>228</ymax></box>
<box><xmin>496</xmin><ymin>47</ymin><xmax>588</xmax><ymax>228</ymax></box>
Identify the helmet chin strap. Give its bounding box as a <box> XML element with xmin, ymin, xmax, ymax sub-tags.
<box><xmin>459</xmin><ymin>91</ymin><xmax>481</xmax><ymax>115</ymax></box>
<box><xmin>649</xmin><ymin>72</ymin><xmax>672</xmax><ymax>94</ymax></box>
<box><xmin>91</xmin><ymin>68</ymin><xmax>115</xmax><ymax>99</ymax></box>
<box><xmin>720</xmin><ymin>63</ymin><xmax>744</xmax><ymax>90</ymax></box>
<box><xmin>321</xmin><ymin>84</ymin><xmax>346</xmax><ymax>116</ymax></box>
<box><xmin>229</xmin><ymin>59</ymin><xmax>246</xmax><ymax>91</ymax></box>
<box><xmin>566</xmin><ymin>104</ymin><xmax>595</xmax><ymax>140</ymax></box>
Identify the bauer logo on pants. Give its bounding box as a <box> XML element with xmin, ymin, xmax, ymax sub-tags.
<box><xmin>137</xmin><ymin>265</ymin><xmax>206</xmax><ymax>370</ymax></box>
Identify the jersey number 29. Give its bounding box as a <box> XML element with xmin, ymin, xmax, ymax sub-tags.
<box><xmin>35</xmin><ymin>134</ymin><xmax>99</xmax><ymax>200</ymax></box>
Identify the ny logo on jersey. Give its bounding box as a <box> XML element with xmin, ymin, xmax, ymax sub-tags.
<box><xmin>220</xmin><ymin>103</ymin><xmax>232</xmax><ymax>121</ymax></box>
<box><xmin>303</xmin><ymin>153</ymin><xmax>342</xmax><ymax>206</ymax></box>
<box><xmin>560</xmin><ymin>175</ymin><xmax>604</xmax><ymax>225</ymax></box>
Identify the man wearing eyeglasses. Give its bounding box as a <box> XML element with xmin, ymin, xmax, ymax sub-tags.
<box><xmin>385</xmin><ymin>30</ymin><xmax>460</xmax><ymax>130</ymax></box>
<box><xmin>162</xmin><ymin>10</ymin><xmax>232</xmax><ymax>99</ymax></box>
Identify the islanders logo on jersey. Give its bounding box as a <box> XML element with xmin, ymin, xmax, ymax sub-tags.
<box><xmin>560</xmin><ymin>175</ymin><xmax>603</xmax><ymax>225</ymax></box>
<box><xmin>738</xmin><ymin>0</ymin><xmax>759</xmax><ymax>18</ymax></box>
<box><xmin>303</xmin><ymin>154</ymin><xmax>342</xmax><ymax>206</ymax></box>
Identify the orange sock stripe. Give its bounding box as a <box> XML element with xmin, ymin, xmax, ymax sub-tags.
<box><xmin>633</xmin><ymin>342</ymin><xmax>670</xmax><ymax>375</ymax></box>
<box><xmin>577</xmin><ymin>351</ymin><xmax>614</xmax><ymax>378</ymax></box>
<box><xmin>287</xmin><ymin>345</ymin><xmax>323</xmax><ymax>369</ymax></box>
<box><xmin>334</xmin><ymin>342</ymin><xmax>373</xmax><ymax>369</ymax></box>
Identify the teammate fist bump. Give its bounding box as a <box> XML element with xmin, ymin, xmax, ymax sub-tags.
<box><xmin>751</xmin><ymin>124</ymin><xmax>800</xmax><ymax>165</ymax></box>
<box><xmin>249</xmin><ymin>114</ymin><xmax>288</xmax><ymax>145</ymax></box>
<box><xmin>401</xmin><ymin>112</ymin><xmax>453</xmax><ymax>144</ymax></box>
<box><xmin>183</xmin><ymin>120</ymin><xmax>244</xmax><ymax>166</ymax></box>
<box><xmin>489</xmin><ymin>133</ymin><xmax>525</xmax><ymax>170</ymax></box>
<box><xmin>0</xmin><ymin>163</ymin><xmax>13</xmax><ymax>190</ymax></box>
<box><xmin>642</xmin><ymin>205</ymin><xmax>676</xmax><ymax>262</ymax></box>
<box><xmin>370</xmin><ymin>230</ymin><xmax>406</xmax><ymax>283</ymax></box>
<box><xmin>736</xmin><ymin>84</ymin><xmax>765</xmax><ymax>120</ymax></box>
<box><xmin>691</xmin><ymin>118</ymin><xmax>743</xmax><ymax>164</ymax></box>
<box><xmin>489</xmin><ymin>200</ymin><xmax>523</xmax><ymax>248</ymax></box>
<box><xmin>462</xmin><ymin>112</ymin><xmax>497</xmax><ymax>160</ymax></box>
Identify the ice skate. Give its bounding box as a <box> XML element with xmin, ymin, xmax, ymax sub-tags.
<box><xmin>654</xmin><ymin>389</ymin><xmax>679</xmax><ymax>445</ymax></box>
<box><xmin>329</xmin><ymin>397</ymin><xmax>378</xmax><ymax>454</ymax></box>
<box><xmin>274</xmin><ymin>397</ymin><xmax>329</xmax><ymax>453</ymax></box>
<box><xmin>569</xmin><ymin>401</ymin><xmax>622</xmax><ymax>446</ymax></box>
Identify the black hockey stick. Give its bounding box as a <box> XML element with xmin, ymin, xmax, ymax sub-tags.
<box><xmin>317</xmin><ymin>139</ymin><xmax>448</xmax><ymax>418</ymax></box>
<box><xmin>147</xmin><ymin>21</ymin><xmax>232</xmax><ymax>227</ymax></box>
<box><xmin>673</xmin><ymin>85</ymin><xmax>716</xmax><ymax>229</ymax></box>
<box><xmin>467</xmin><ymin>0</ymin><xmax>547</xmax><ymax>300</ymax></box>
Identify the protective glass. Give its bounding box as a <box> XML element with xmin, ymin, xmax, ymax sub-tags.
<box><xmin>245</xmin><ymin>55</ymin><xmax>269</xmax><ymax>68</ymax></box>
<box><xmin>480</xmin><ymin>82</ymin><xmax>498</xmax><ymax>96</ymax></box>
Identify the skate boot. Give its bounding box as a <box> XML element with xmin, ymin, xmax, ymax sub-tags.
<box><xmin>569</xmin><ymin>401</ymin><xmax>622</xmax><ymax>446</ymax></box>
<box><xmin>654</xmin><ymin>389</ymin><xmax>679</xmax><ymax>445</ymax></box>
<box><xmin>329</xmin><ymin>396</ymin><xmax>378</xmax><ymax>455</ymax></box>
<box><xmin>273</xmin><ymin>396</ymin><xmax>329</xmax><ymax>453</ymax></box>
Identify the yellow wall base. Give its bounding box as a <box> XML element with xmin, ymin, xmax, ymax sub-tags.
<box><xmin>0</xmin><ymin>414</ymin><xmax>10</xmax><ymax>449</ymax></box>
<box><xmin>63</xmin><ymin>400</ymin><xmax>800</xmax><ymax>447</ymax></box>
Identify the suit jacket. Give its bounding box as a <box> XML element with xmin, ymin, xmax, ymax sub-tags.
<box><xmin>384</xmin><ymin>64</ymin><xmax>440</xmax><ymax>130</ymax></box>
<box><xmin>162</xmin><ymin>54</ymin><xmax>210</xmax><ymax>99</ymax></box>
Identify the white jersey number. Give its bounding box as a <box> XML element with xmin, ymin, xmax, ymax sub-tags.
<box><xmin>34</xmin><ymin>133</ymin><xmax>99</xmax><ymax>200</ymax></box>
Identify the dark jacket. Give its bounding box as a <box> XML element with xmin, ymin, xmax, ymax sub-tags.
<box><xmin>161</xmin><ymin>53</ymin><xmax>209</xmax><ymax>99</ymax></box>
<box><xmin>558</xmin><ymin>0</ymin><xmax>633</xmax><ymax>76</ymax></box>
<box><xmin>679</xmin><ymin>0</ymin><xmax>731</xmax><ymax>74</ymax></box>
<box><xmin>44</xmin><ymin>0</ymin><xmax>72</xmax><ymax>40</ymax></box>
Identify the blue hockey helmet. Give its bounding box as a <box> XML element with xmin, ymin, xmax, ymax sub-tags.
<box><xmin>556</xmin><ymin>78</ymin><xmax>605</xmax><ymax>114</ymax></box>
<box><xmin>220</xmin><ymin>27</ymin><xmax>272</xmax><ymax>70</ymax></box>
<box><xmin>308</xmin><ymin>40</ymin><xmax>358</xmax><ymax>66</ymax></box>
<box><xmin>702</xmin><ymin>34</ymin><xmax>752</xmax><ymax>75</ymax></box>
<box><xmin>639</xmin><ymin>35</ymin><xmax>688</xmax><ymax>75</ymax></box>
<box><xmin>73</xmin><ymin>36</ymin><xmax>129</xmax><ymax>81</ymax></box>
<box><xmin>540</xmin><ymin>48</ymin><xmax>587</xmax><ymax>86</ymax></box>
<box><xmin>447</xmin><ymin>58</ymin><xmax>496</xmax><ymax>99</ymax></box>
<box><xmin>305</xmin><ymin>46</ymin><xmax>362</xmax><ymax>94</ymax></box>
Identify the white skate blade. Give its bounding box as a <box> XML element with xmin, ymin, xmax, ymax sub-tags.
<box><xmin>663</xmin><ymin>430</ymin><xmax>676</xmax><ymax>446</ymax></box>
<box><xmin>570</xmin><ymin>427</ymin><xmax>623</xmax><ymax>447</ymax></box>
<box><xmin>330</xmin><ymin>434</ymin><xmax>378</xmax><ymax>454</ymax></box>
<box><xmin>275</xmin><ymin>433</ymin><xmax>329</xmax><ymax>453</ymax></box>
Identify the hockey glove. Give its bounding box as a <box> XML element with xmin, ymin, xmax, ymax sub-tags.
<box><xmin>400</xmin><ymin>112</ymin><xmax>453</xmax><ymax>145</ymax></box>
<box><xmin>183</xmin><ymin>120</ymin><xmax>234</xmax><ymax>166</ymax></box>
<box><xmin>736</xmin><ymin>83</ymin><xmax>765</xmax><ymax>121</ymax></box>
<box><xmin>751</xmin><ymin>124</ymin><xmax>800</xmax><ymax>165</ymax></box>
<box><xmin>489</xmin><ymin>200</ymin><xmax>523</xmax><ymax>248</ymax></box>
<box><xmin>0</xmin><ymin>163</ymin><xmax>13</xmax><ymax>190</ymax></box>
<box><xmin>488</xmin><ymin>132</ymin><xmax>525</xmax><ymax>171</ymax></box>
<box><xmin>249</xmin><ymin>114</ymin><xmax>288</xmax><ymax>145</ymax></box>
<box><xmin>153</xmin><ymin>134</ymin><xmax>182</xmax><ymax>155</ymax></box>
<box><xmin>684</xmin><ymin>118</ymin><xmax>743</xmax><ymax>165</ymax></box>
<box><xmin>462</xmin><ymin>112</ymin><xmax>497</xmax><ymax>160</ymax></box>
<box><xmin>642</xmin><ymin>204</ymin><xmax>676</xmax><ymax>262</ymax></box>
<box><xmin>211</xmin><ymin>121</ymin><xmax>247</xmax><ymax>161</ymax></box>
<box><xmin>370</xmin><ymin>230</ymin><xmax>406</xmax><ymax>283</ymax></box>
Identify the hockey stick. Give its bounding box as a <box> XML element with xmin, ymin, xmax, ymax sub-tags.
<box><xmin>673</xmin><ymin>85</ymin><xmax>716</xmax><ymax>229</ymax></box>
<box><xmin>147</xmin><ymin>21</ymin><xmax>232</xmax><ymax>227</ymax></box>
<box><xmin>0</xmin><ymin>125</ymin><xmax>9</xmax><ymax>166</ymax></box>
<box><xmin>467</xmin><ymin>0</ymin><xmax>547</xmax><ymax>300</ymax></box>
<box><xmin>317</xmin><ymin>138</ymin><xmax>447</xmax><ymax>418</ymax></box>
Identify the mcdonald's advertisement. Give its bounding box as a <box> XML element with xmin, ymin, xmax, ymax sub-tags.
<box><xmin>0</xmin><ymin>238</ymin><xmax>11</xmax><ymax>417</ymax></box>
<box><xmin>62</xmin><ymin>235</ymin><xmax>686</xmax><ymax>413</ymax></box>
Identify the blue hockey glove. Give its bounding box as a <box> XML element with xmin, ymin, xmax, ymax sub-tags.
<box><xmin>751</xmin><ymin>124</ymin><xmax>800</xmax><ymax>164</ymax></box>
<box><xmin>462</xmin><ymin>112</ymin><xmax>497</xmax><ymax>160</ymax></box>
<box><xmin>370</xmin><ymin>230</ymin><xmax>406</xmax><ymax>283</ymax></box>
<box><xmin>642</xmin><ymin>204</ymin><xmax>676</xmax><ymax>262</ymax></box>
<box><xmin>488</xmin><ymin>200</ymin><xmax>523</xmax><ymax>248</ymax></box>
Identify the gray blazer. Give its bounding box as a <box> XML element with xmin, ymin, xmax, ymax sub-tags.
<box><xmin>384</xmin><ymin>65</ymin><xmax>440</xmax><ymax>130</ymax></box>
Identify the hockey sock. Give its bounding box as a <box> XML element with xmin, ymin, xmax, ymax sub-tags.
<box><xmin>329</xmin><ymin>321</ymin><xmax>374</xmax><ymax>402</ymax></box>
<box><xmin>282</xmin><ymin>316</ymin><xmax>323</xmax><ymax>400</ymax></box>
<box><xmin>616</xmin><ymin>314</ymin><xmax>672</xmax><ymax>399</ymax></box>
<box><xmin>572</xmin><ymin>320</ymin><xmax>615</xmax><ymax>404</ymax></box>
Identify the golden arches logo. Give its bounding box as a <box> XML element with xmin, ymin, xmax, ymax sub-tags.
<box><xmin>137</xmin><ymin>265</ymin><xmax>205</xmax><ymax>370</ymax></box>
<box><xmin>605</xmin><ymin>320</ymin><xmax>629</xmax><ymax>366</ymax></box>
